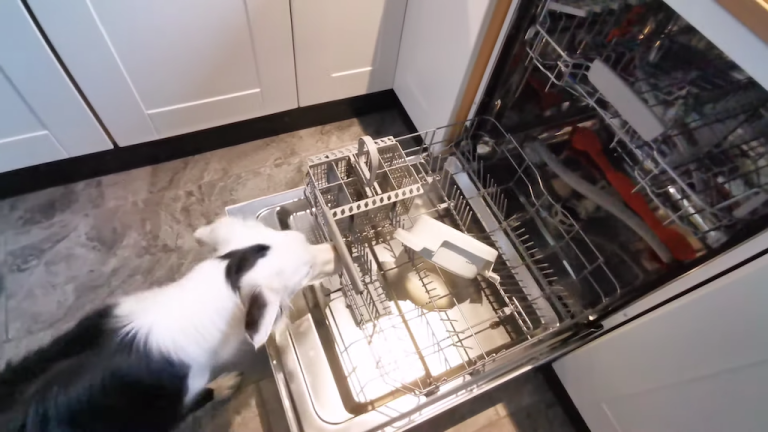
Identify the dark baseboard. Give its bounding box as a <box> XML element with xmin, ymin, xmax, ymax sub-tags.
<box><xmin>0</xmin><ymin>89</ymin><xmax>416</xmax><ymax>200</ymax></box>
<box><xmin>539</xmin><ymin>364</ymin><xmax>591</xmax><ymax>432</ymax></box>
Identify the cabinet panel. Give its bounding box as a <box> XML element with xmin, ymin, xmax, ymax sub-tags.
<box><xmin>393</xmin><ymin>0</ymin><xmax>492</xmax><ymax>138</ymax></box>
<box><xmin>0</xmin><ymin>76</ymin><xmax>41</xmax><ymax>139</ymax></box>
<box><xmin>0</xmin><ymin>132</ymin><xmax>66</xmax><ymax>174</ymax></box>
<box><xmin>30</xmin><ymin>0</ymin><xmax>298</xmax><ymax>145</ymax></box>
<box><xmin>0</xmin><ymin>0</ymin><xmax>110</xmax><ymax>173</ymax></box>
<box><xmin>291</xmin><ymin>0</ymin><xmax>407</xmax><ymax>106</ymax></box>
<box><xmin>0</xmin><ymin>75</ymin><xmax>66</xmax><ymax>172</ymax></box>
<box><xmin>554</xmin><ymin>253</ymin><xmax>768</xmax><ymax>432</ymax></box>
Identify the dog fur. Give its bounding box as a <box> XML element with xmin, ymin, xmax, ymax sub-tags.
<box><xmin>0</xmin><ymin>217</ymin><xmax>338</xmax><ymax>431</ymax></box>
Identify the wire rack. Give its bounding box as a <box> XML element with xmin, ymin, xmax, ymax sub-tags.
<box><xmin>451</xmin><ymin>119</ymin><xmax>622</xmax><ymax>315</ymax></box>
<box><xmin>304</xmin><ymin>117</ymin><xmax>622</xmax><ymax>400</ymax></box>
<box><xmin>526</xmin><ymin>0</ymin><xmax>768</xmax><ymax>246</ymax></box>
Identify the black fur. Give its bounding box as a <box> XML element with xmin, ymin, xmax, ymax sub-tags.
<box><xmin>219</xmin><ymin>244</ymin><xmax>270</xmax><ymax>293</ymax></box>
<box><xmin>244</xmin><ymin>292</ymin><xmax>269</xmax><ymax>340</ymax></box>
<box><xmin>0</xmin><ymin>307</ymin><xmax>115</xmax><ymax>410</ymax></box>
<box><xmin>0</xmin><ymin>306</ymin><xmax>191</xmax><ymax>432</ymax></box>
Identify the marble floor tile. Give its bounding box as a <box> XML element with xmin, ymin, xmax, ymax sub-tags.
<box><xmin>179</xmin><ymin>109</ymin><xmax>412</xmax><ymax>189</ymax></box>
<box><xmin>0</xmin><ymin>179</ymin><xmax>105</xmax><ymax>233</ymax></box>
<box><xmin>111</xmin><ymin>187</ymin><xmax>223</xmax><ymax>256</ymax></box>
<box><xmin>473</xmin><ymin>415</ymin><xmax>518</xmax><ymax>432</ymax></box>
<box><xmin>410</xmin><ymin>372</ymin><xmax>573</xmax><ymax>432</ymax></box>
<box><xmin>176</xmin><ymin>117</ymin><xmax>359</xmax><ymax>189</ymax></box>
<box><xmin>99</xmin><ymin>157</ymin><xmax>193</xmax><ymax>207</ymax></box>
<box><xmin>3</xmin><ymin>214</ymin><xmax>116</xmax><ymax>339</ymax></box>
<box><xmin>355</xmin><ymin>109</ymin><xmax>416</xmax><ymax>142</ymax></box>
<box><xmin>507</xmin><ymin>399</ymin><xmax>574</xmax><ymax>432</ymax></box>
<box><xmin>195</xmin><ymin>158</ymin><xmax>307</xmax><ymax>210</ymax></box>
<box><xmin>0</xmin><ymin>285</ymin><xmax>6</xmax><ymax>344</ymax></box>
<box><xmin>442</xmin><ymin>403</ymin><xmax>509</xmax><ymax>432</ymax></box>
<box><xmin>0</xmin><ymin>158</ymin><xmax>192</xmax><ymax>235</ymax></box>
<box><xmin>1</xmin><ymin>234</ymin><xmax>7</xmax><ymax>343</ymax></box>
<box><xmin>178</xmin><ymin>131</ymin><xmax>304</xmax><ymax>189</ymax></box>
<box><xmin>1</xmin><ymin>195</ymin><xmax>218</xmax><ymax>339</ymax></box>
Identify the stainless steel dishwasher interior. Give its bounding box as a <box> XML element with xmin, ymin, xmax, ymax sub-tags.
<box><xmin>229</xmin><ymin>188</ymin><xmax>542</xmax><ymax>421</ymax></box>
<box><xmin>228</xmin><ymin>189</ymin><xmax>549</xmax><ymax>432</ymax></box>
<box><xmin>226</xmin><ymin>118</ymin><xmax>633</xmax><ymax>431</ymax></box>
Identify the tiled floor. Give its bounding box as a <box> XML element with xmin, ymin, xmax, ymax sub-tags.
<box><xmin>0</xmin><ymin>110</ymin><xmax>575</xmax><ymax>432</ymax></box>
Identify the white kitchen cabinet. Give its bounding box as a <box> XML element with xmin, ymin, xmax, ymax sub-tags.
<box><xmin>554</xmin><ymin>250</ymin><xmax>768</xmax><ymax>432</ymax></box>
<box><xmin>0</xmin><ymin>1</ymin><xmax>111</xmax><ymax>174</ymax></box>
<box><xmin>394</xmin><ymin>0</ymin><xmax>494</xmax><ymax>135</ymax></box>
<box><xmin>291</xmin><ymin>0</ymin><xmax>407</xmax><ymax>107</ymax></box>
<box><xmin>28</xmin><ymin>0</ymin><xmax>298</xmax><ymax>146</ymax></box>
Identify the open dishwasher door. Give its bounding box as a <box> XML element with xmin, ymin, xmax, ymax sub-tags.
<box><xmin>554</xmin><ymin>240</ymin><xmax>768</xmax><ymax>432</ymax></box>
<box><xmin>226</xmin><ymin>117</ymin><xmax>633</xmax><ymax>431</ymax></box>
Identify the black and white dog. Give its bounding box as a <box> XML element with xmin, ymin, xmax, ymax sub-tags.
<box><xmin>0</xmin><ymin>217</ymin><xmax>338</xmax><ymax>432</ymax></box>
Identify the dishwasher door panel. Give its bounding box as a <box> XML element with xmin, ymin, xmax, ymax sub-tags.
<box><xmin>554</xmin><ymin>252</ymin><xmax>768</xmax><ymax>432</ymax></box>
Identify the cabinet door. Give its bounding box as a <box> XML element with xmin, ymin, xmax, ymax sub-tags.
<box><xmin>291</xmin><ymin>0</ymin><xmax>407</xmax><ymax>107</ymax></box>
<box><xmin>29</xmin><ymin>0</ymin><xmax>297</xmax><ymax>146</ymax></box>
<box><xmin>394</xmin><ymin>0</ymin><xmax>493</xmax><ymax>135</ymax></box>
<box><xmin>0</xmin><ymin>1</ymin><xmax>111</xmax><ymax>174</ymax></box>
<box><xmin>554</xmin><ymin>253</ymin><xmax>768</xmax><ymax>432</ymax></box>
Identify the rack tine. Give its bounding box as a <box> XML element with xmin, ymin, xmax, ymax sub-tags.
<box><xmin>451</xmin><ymin>185</ymin><xmax>460</xmax><ymax>204</ymax></box>
<box><xmin>464</xmin><ymin>210</ymin><xmax>473</xmax><ymax>229</ymax></box>
<box><xmin>441</xmin><ymin>167</ymin><xmax>450</xmax><ymax>192</ymax></box>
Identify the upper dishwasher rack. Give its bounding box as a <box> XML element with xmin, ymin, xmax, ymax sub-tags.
<box><xmin>303</xmin><ymin>117</ymin><xmax>621</xmax><ymax>398</ymax></box>
<box><xmin>527</xmin><ymin>0</ymin><xmax>768</xmax><ymax>247</ymax></box>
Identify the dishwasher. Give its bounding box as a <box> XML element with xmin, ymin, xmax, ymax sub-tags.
<box><xmin>226</xmin><ymin>1</ymin><xmax>768</xmax><ymax>430</ymax></box>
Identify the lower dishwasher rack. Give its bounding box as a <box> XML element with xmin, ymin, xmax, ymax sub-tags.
<box><xmin>226</xmin><ymin>117</ymin><xmax>622</xmax><ymax>431</ymax></box>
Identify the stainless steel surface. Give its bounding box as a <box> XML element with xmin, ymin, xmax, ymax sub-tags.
<box><xmin>526</xmin><ymin>0</ymin><xmax>768</xmax><ymax>247</ymax></box>
<box><xmin>443</xmin><ymin>158</ymin><xmax>559</xmax><ymax>329</ymax></box>
<box><xmin>226</xmin><ymin>117</ymin><xmax>635</xmax><ymax>431</ymax></box>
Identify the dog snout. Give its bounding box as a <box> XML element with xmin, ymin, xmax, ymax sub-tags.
<box><xmin>308</xmin><ymin>243</ymin><xmax>341</xmax><ymax>283</ymax></box>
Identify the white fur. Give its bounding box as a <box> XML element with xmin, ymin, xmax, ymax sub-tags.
<box><xmin>113</xmin><ymin>216</ymin><xmax>339</xmax><ymax>402</ymax></box>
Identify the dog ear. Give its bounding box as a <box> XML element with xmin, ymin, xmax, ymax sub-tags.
<box><xmin>243</xmin><ymin>291</ymin><xmax>280</xmax><ymax>347</ymax></box>
<box><xmin>220</xmin><ymin>244</ymin><xmax>270</xmax><ymax>293</ymax></box>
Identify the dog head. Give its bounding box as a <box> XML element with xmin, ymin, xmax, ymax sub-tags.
<box><xmin>195</xmin><ymin>216</ymin><xmax>340</xmax><ymax>345</ymax></box>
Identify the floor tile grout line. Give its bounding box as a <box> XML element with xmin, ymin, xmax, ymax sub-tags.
<box><xmin>3</xmin><ymin>290</ymin><xmax>7</xmax><ymax>341</ymax></box>
<box><xmin>2</xmin><ymin>234</ymin><xmax>7</xmax><ymax>341</ymax></box>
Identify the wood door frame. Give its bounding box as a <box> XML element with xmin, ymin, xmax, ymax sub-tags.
<box><xmin>448</xmin><ymin>0</ymin><xmax>515</xmax><ymax>141</ymax></box>
<box><xmin>717</xmin><ymin>0</ymin><xmax>768</xmax><ymax>45</ymax></box>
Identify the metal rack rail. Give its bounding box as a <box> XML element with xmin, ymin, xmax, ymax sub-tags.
<box><xmin>526</xmin><ymin>0</ymin><xmax>768</xmax><ymax>246</ymax></box>
<box><xmin>303</xmin><ymin>117</ymin><xmax>620</xmax><ymax>399</ymax></box>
